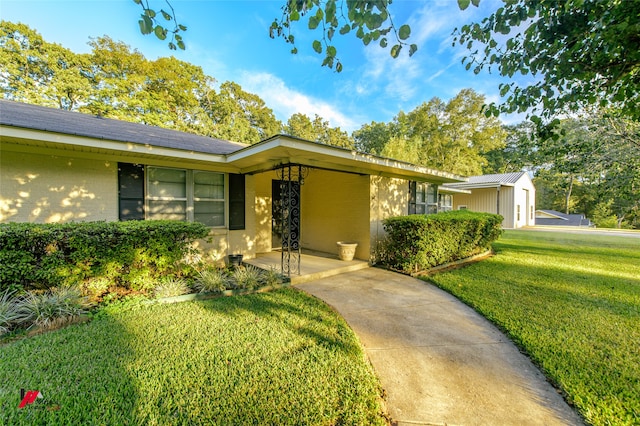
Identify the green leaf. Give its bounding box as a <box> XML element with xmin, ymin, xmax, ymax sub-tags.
<box><xmin>160</xmin><ymin>10</ymin><xmax>172</xmax><ymax>21</ymax></box>
<box><xmin>380</xmin><ymin>38</ymin><xmax>388</xmax><ymax>48</ymax></box>
<box><xmin>290</xmin><ymin>9</ymin><xmax>300</xmax><ymax>21</ymax></box>
<box><xmin>144</xmin><ymin>8</ymin><xmax>156</xmax><ymax>18</ymax></box>
<box><xmin>327</xmin><ymin>45</ymin><xmax>337</xmax><ymax>57</ymax></box>
<box><xmin>458</xmin><ymin>0</ymin><xmax>471</xmax><ymax>10</ymax></box>
<box><xmin>312</xmin><ymin>40</ymin><xmax>322</xmax><ymax>54</ymax></box>
<box><xmin>409</xmin><ymin>44</ymin><xmax>418</xmax><ymax>57</ymax></box>
<box><xmin>398</xmin><ymin>24</ymin><xmax>411</xmax><ymax>40</ymax></box>
<box><xmin>154</xmin><ymin>26</ymin><xmax>167</xmax><ymax>40</ymax></box>
<box><xmin>308</xmin><ymin>17</ymin><xmax>320</xmax><ymax>30</ymax></box>
<box><xmin>339</xmin><ymin>24</ymin><xmax>350</xmax><ymax>35</ymax></box>
<box><xmin>390</xmin><ymin>44</ymin><xmax>401</xmax><ymax>58</ymax></box>
<box><xmin>336</xmin><ymin>61</ymin><xmax>343</xmax><ymax>73</ymax></box>
<box><xmin>139</xmin><ymin>16</ymin><xmax>153</xmax><ymax>35</ymax></box>
<box><xmin>178</xmin><ymin>24</ymin><xmax>187</xmax><ymax>31</ymax></box>
<box><xmin>177</xmin><ymin>40</ymin><xmax>185</xmax><ymax>50</ymax></box>
<box><xmin>471</xmin><ymin>0</ymin><xmax>480</xmax><ymax>6</ymax></box>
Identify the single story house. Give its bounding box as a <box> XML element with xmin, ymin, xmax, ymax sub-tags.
<box><xmin>535</xmin><ymin>210</ymin><xmax>594</xmax><ymax>227</ymax></box>
<box><xmin>441</xmin><ymin>172</ymin><xmax>535</xmax><ymax>228</ymax></box>
<box><xmin>0</xmin><ymin>100</ymin><xmax>465</xmax><ymax>274</ymax></box>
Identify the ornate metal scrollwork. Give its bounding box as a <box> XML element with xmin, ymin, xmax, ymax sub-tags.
<box><xmin>276</xmin><ymin>165</ymin><xmax>309</xmax><ymax>276</ymax></box>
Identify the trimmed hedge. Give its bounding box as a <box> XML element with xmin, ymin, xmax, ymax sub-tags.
<box><xmin>378</xmin><ymin>210</ymin><xmax>503</xmax><ymax>274</ymax></box>
<box><xmin>0</xmin><ymin>221</ymin><xmax>209</xmax><ymax>293</ymax></box>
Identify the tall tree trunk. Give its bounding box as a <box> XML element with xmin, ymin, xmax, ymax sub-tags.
<box><xmin>565</xmin><ymin>174</ymin><xmax>574</xmax><ymax>214</ymax></box>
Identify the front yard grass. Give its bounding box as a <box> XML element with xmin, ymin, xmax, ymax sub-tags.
<box><xmin>427</xmin><ymin>230</ymin><xmax>640</xmax><ymax>426</ymax></box>
<box><xmin>0</xmin><ymin>288</ymin><xmax>386</xmax><ymax>425</ymax></box>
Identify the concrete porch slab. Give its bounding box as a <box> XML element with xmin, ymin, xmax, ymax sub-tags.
<box><xmin>244</xmin><ymin>250</ymin><xmax>370</xmax><ymax>284</ymax></box>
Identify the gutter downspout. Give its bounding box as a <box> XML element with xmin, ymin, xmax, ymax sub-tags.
<box><xmin>496</xmin><ymin>186</ymin><xmax>500</xmax><ymax>215</ymax></box>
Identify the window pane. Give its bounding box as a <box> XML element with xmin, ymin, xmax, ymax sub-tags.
<box><xmin>148</xmin><ymin>168</ymin><xmax>186</xmax><ymax>198</ymax></box>
<box><xmin>148</xmin><ymin>200</ymin><xmax>187</xmax><ymax>220</ymax></box>
<box><xmin>427</xmin><ymin>185</ymin><xmax>437</xmax><ymax>203</ymax></box>
<box><xmin>416</xmin><ymin>204</ymin><xmax>426</xmax><ymax>214</ymax></box>
<box><xmin>194</xmin><ymin>172</ymin><xmax>224</xmax><ymax>199</ymax></box>
<box><xmin>194</xmin><ymin>201</ymin><xmax>224</xmax><ymax>226</ymax></box>
<box><xmin>416</xmin><ymin>183</ymin><xmax>426</xmax><ymax>203</ymax></box>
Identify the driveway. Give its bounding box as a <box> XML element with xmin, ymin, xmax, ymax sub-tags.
<box><xmin>297</xmin><ymin>267</ymin><xmax>584</xmax><ymax>426</ymax></box>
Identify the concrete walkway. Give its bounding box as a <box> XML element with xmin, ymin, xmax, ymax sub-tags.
<box><xmin>297</xmin><ymin>267</ymin><xmax>584</xmax><ymax>426</ymax></box>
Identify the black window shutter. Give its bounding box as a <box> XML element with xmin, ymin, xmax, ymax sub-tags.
<box><xmin>408</xmin><ymin>181</ymin><xmax>417</xmax><ymax>215</ymax></box>
<box><xmin>229</xmin><ymin>174</ymin><xmax>245</xmax><ymax>230</ymax></box>
<box><xmin>118</xmin><ymin>163</ymin><xmax>145</xmax><ymax>221</ymax></box>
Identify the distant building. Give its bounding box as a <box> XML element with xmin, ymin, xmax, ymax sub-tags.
<box><xmin>441</xmin><ymin>172</ymin><xmax>536</xmax><ymax>229</ymax></box>
<box><xmin>535</xmin><ymin>210</ymin><xmax>594</xmax><ymax>227</ymax></box>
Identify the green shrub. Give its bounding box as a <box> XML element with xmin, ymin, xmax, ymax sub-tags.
<box><xmin>0</xmin><ymin>221</ymin><xmax>209</xmax><ymax>293</ymax></box>
<box><xmin>379</xmin><ymin>210</ymin><xmax>503</xmax><ymax>273</ymax></box>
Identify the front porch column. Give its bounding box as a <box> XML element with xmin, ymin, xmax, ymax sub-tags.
<box><xmin>277</xmin><ymin>164</ymin><xmax>307</xmax><ymax>276</ymax></box>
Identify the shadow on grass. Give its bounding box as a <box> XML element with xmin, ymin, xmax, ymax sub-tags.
<box><xmin>0</xmin><ymin>313</ymin><xmax>140</xmax><ymax>425</ymax></box>
<box><xmin>1</xmin><ymin>287</ymin><xmax>383</xmax><ymax>425</ymax></box>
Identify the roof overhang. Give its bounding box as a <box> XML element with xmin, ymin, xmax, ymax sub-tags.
<box><xmin>1</xmin><ymin>128</ymin><xmax>465</xmax><ymax>184</ymax></box>
<box><xmin>442</xmin><ymin>181</ymin><xmax>514</xmax><ymax>190</ymax></box>
<box><xmin>535</xmin><ymin>210</ymin><xmax>568</xmax><ymax>220</ymax></box>
<box><xmin>1</xmin><ymin>125</ymin><xmax>233</xmax><ymax>169</ymax></box>
<box><xmin>227</xmin><ymin>135</ymin><xmax>465</xmax><ymax>184</ymax></box>
<box><xmin>438</xmin><ymin>186</ymin><xmax>472</xmax><ymax>195</ymax></box>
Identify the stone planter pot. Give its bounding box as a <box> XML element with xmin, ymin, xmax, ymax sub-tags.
<box><xmin>228</xmin><ymin>254</ymin><xmax>243</xmax><ymax>267</ymax></box>
<box><xmin>337</xmin><ymin>241</ymin><xmax>358</xmax><ymax>261</ymax></box>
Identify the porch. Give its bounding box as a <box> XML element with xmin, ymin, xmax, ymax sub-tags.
<box><xmin>245</xmin><ymin>249</ymin><xmax>370</xmax><ymax>285</ymax></box>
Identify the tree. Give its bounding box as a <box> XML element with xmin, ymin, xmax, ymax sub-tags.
<box><xmin>353</xmin><ymin>121</ymin><xmax>393</xmax><ymax>154</ymax></box>
<box><xmin>513</xmin><ymin>111</ymin><xmax>640</xmax><ymax>227</ymax></box>
<box><xmin>1</xmin><ymin>22</ymin><xmax>286</xmax><ymax>145</ymax></box>
<box><xmin>455</xmin><ymin>0</ymin><xmax>640</xmax><ymax>123</ymax></box>
<box><xmin>403</xmin><ymin>89</ymin><xmax>506</xmax><ymax>175</ymax></box>
<box><xmin>483</xmin><ymin>122</ymin><xmax>536</xmax><ymax>174</ymax></box>
<box><xmin>0</xmin><ymin>21</ymin><xmax>92</xmax><ymax>110</ymax></box>
<box><xmin>135</xmin><ymin>0</ymin><xmax>416</xmax><ymax>72</ymax></box>
<box><xmin>352</xmin><ymin>89</ymin><xmax>506</xmax><ymax>176</ymax></box>
<box><xmin>284</xmin><ymin>113</ymin><xmax>353</xmax><ymax>148</ymax></box>
<box><xmin>205</xmin><ymin>81</ymin><xmax>282</xmax><ymax>144</ymax></box>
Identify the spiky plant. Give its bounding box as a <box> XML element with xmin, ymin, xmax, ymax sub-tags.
<box><xmin>231</xmin><ymin>265</ymin><xmax>263</xmax><ymax>290</ymax></box>
<box><xmin>0</xmin><ymin>290</ymin><xmax>27</xmax><ymax>336</ymax></box>
<box><xmin>262</xmin><ymin>267</ymin><xmax>285</xmax><ymax>287</ymax></box>
<box><xmin>194</xmin><ymin>268</ymin><xmax>229</xmax><ymax>293</ymax></box>
<box><xmin>153</xmin><ymin>277</ymin><xmax>191</xmax><ymax>299</ymax></box>
<box><xmin>18</xmin><ymin>287</ymin><xmax>88</xmax><ymax>331</ymax></box>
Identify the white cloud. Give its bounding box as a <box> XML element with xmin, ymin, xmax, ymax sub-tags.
<box><xmin>239</xmin><ymin>71</ymin><xmax>359</xmax><ymax>131</ymax></box>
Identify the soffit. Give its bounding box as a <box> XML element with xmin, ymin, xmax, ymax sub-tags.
<box><xmin>227</xmin><ymin>136</ymin><xmax>465</xmax><ymax>184</ymax></box>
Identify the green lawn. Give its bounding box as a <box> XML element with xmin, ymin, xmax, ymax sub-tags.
<box><xmin>0</xmin><ymin>288</ymin><xmax>386</xmax><ymax>425</ymax></box>
<box><xmin>427</xmin><ymin>230</ymin><xmax>640</xmax><ymax>426</ymax></box>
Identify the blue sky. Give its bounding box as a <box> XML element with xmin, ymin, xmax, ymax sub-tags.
<box><xmin>2</xmin><ymin>0</ymin><xmax>528</xmax><ymax>132</ymax></box>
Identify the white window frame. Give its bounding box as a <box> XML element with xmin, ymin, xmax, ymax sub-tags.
<box><xmin>146</xmin><ymin>166</ymin><xmax>226</xmax><ymax>227</ymax></box>
<box><xmin>439</xmin><ymin>194</ymin><xmax>453</xmax><ymax>212</ymax></box>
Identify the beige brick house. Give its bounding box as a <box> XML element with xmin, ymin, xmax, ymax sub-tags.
<box><xmin>1</xmin><ymin>100</ymin><xmax>464</xmax><ymax>272</ymax></box>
